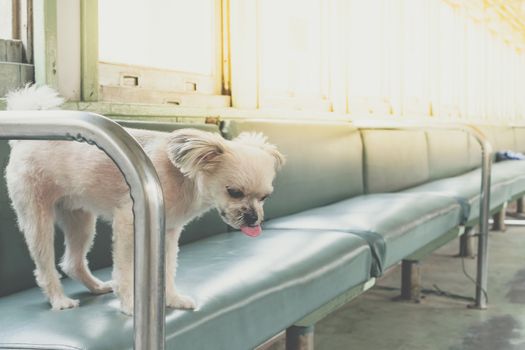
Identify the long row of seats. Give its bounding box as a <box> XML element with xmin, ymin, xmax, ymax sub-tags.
<box><xmin>0</xmin><ymin>117</ymin><xmax>523</xmax><ymax>350</ymax></box>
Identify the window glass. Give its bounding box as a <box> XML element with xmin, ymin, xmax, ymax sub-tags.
<box><xmin>402</xmin><ymin>0</ymin><xmax>430</xmax><ymax>109</ymax></box>
<box><xmin>99</xmin><ymin>0</ymin><xmax>215</xmax><ymax>75</ymax></box>
<box><xmin>346</xmin><ymin>0</ymin><xmax>382</xmax><ymax>98</ymax></box>
<box><xmin>0</xmin><ymin>0</ymin><xmax>13</xmax><ymax>39</ymax></box>
<box><xmin>258</xmin><ymin>0</ymin><xmax>323</xmax><ymax>103</ymax></box>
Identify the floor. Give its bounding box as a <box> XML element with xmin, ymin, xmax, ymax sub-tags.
<box><xmin>265</xmin><ymin>216</ymin><xmax>525</xmax><ymax>350</ymax></box>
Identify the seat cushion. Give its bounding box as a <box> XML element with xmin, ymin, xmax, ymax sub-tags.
<box><xmin>491</xmin><ymin>160</ymin><xmax>525</xmax><ymax>200</ymax></box>
<box><xmin>0</xmin><ymin>229</ymin><xmax>372</xmax><ymax>350</ymax></box>
<box><xmin>405</xmin><ymin>167</ymin><xmax>512</xmax><ymax>223</ymax></box>
<box><xmin>264</xmin><ymin>193</ymin><xmax>462</xmax><ymax>276</ymax></box>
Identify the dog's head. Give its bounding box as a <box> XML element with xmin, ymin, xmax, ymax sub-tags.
<box><xmin>167</xmin><ymin>129</ymin><xmax>285</xmax><ymax>237</ymax></box>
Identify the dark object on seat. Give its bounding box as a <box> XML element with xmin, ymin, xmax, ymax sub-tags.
<box><xmin>495</xmin><ymin>150</ymin><xmax>525</xmax><ymax>162</ymax></box>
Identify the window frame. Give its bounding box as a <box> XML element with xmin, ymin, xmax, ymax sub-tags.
<box><xmin>0</xmin><ymin>0</ymin><xmax>34</xmax><ymax>100</ymax></box>
<box><xmin>81</xmin><ymin>0</ymin><xmax>230</xmax><ymax>107</ymax></box>
<box><xmin>1</xmin><ymin>0</ymin><xmax>33</xmax><ymax>59</ymax></box>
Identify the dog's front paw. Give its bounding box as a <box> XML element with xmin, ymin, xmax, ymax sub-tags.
<box><xmin>120</xmin><ymin>298</ymin><xmax>134</xmax><ymax>316</ymax></box>
<box><xmin>166</xmin><ymin>293</ymin><xmax>196</xmax><ymax>310</ymax></box>
<box><xmin>89</xmin><ymin>281</ymin><xmax>113</xmax><ymax>295</ymax></box>
<box><xmin>51</xmin><ymin>296</ymin><xmax>79</xmax><ymax>310</ymax></box>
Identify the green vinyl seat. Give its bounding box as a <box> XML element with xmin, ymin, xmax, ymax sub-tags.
<box><xmin>264</xmin><ymin>193</ymin><xmax>462</xmax><ymax>276</ymax></box>
<box><xmin>0</xmin><ymin>229</ymin><xmax>372</xmax><ymax>350</ymax></box>
<box><xmin>491</xmin><ymin>160</ymin><xmax>525</xmax><ymax>200</ymax></box>
<box><xmin>404</xmin><ymin>168</ymin><xmax>512</xmax><ymax>223</ymax></box>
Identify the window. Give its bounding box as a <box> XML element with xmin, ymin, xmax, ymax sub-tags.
<box><xmin>97</xmin><ymin>0</ymin><xmax>228</xmax><ymax>107</ymax></box>
<box><xmin>0</xmin><ymin>0</ymin><xmax>17</xmax><ymax>40</ymax></box>
<box><xmin>0</xmin><ymin>0</ymin><xmax>34</xmax><ymax>98</ymax></box>
<box><xmin>257</xmin><ymin>0</ymin><xmax>329</xmax><ymax>111</ymax></box>
<box><xmin>401</xmin><ymin>0</ymin><xmax>431</xmax><ymax>117</ymax></box>
<box><xmin>465</xmin><ymin>20</ymin><xmax>486</xmax><ymax>119</ymax></box>
<box><xmin>345</xmin><ymin>0</ymin><xmax>386</xmax><ymax>116</ymax></box>
<box><xmin>435</xmin><ymin>3</ymin><xmax>464</xmax><ymax>118</ymax></box>
<box><xmin>16</xmin><ymin>0</ymin><xmax>525</xmax><ymax>121</ymax></box>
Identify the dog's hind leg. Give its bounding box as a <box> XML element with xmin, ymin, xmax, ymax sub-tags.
<box><xmin>111</xmin><ymin>203</ymin><xmax>134</xmax><ymax>315</ymax></box>
<box><xmin>56</xmin><ymin>206</ymin><xmax>112</xmax><ymax>295</ymax></box>
<box><xmin>14</xmin><ymin>199</ymin><xmax>79</xmax><ymax>310</ymax></box>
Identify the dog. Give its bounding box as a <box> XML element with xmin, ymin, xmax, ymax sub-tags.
<box><xmin>5</xmin><ymin>85</ymin><xmax>285</xmax><ymax>314</ymax></box>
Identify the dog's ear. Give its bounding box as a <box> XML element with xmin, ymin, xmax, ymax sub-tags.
<box><xmin>234</xmin><ymin>132</ymin><xmax>286</xmax><ymax>171</ymax></box>
<box><xmin>167</xmin><ymin>129</ymin><xmax>226</xmax><ymax>177</ymax></box>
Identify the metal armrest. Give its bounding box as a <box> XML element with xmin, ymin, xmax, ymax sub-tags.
<box><xmin>0</xmin><ymin>110</ymin><xmax>166</xmax><ymax>350</ymax></box>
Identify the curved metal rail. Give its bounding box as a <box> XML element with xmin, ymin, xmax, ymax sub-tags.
<box><xmin>0</xmin><ymin>110</ymin><xmax>166</xmax><ymax>349</ymax></box>
<box><xmin>351</xmin><ymin>119</ymin><xmax>492</xmax><ymax>309</ymax></box>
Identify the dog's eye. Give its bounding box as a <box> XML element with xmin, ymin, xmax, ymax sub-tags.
<box><xmin>227</xmin><ymin>187</ymin><xmax>244</xmax><ymax>199</ymax></box>
<box><xmin>260</xmin><ymin>194</ymin><xmax>270</xmax><ymax>202</ymax></box>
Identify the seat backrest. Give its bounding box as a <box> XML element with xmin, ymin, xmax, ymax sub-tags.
<box><xmin>426</xmin><ymin>130</ymin><xmax>477</xmax><ymax>180</ymax></box>
<box><xmin>490</xmin><ymin>126</ymin><xmax>516</xmax><ymax>152</ymax></box>
<box><xmin>0</xmin><ymin>119</ymin><xmax>227</xmax><ymax>297</ymax></box>
<box><xmin>468</xmin><ymin>134</ymin><xmax>482</xmax><ymax>169</ymax></box>
<box><xmin>479</xmin><ymin>125</ymin><xmax>516</xmax><ymax>160</ymax></box>
<box><xmin>360</xmin><ymin>129</ymin><xmax>430</xmax><ymax>193</ymax></box>
<box><xmin>221</xmin><ymin>119</ymin><xmax>365</xmax><ymax>220</ymax></box>
<box><xmin>513</xmin><ymin>127</ymin><xmax>525</xmax><ymax>153</ymax></box>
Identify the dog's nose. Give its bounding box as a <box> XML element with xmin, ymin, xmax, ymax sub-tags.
<box><xmin>243</xmin><ymin>211</ymin><xmax>258</xmax><ymax>226</ymax></box>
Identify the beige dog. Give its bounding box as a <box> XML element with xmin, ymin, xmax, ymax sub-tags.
<box><xmin>5</xmin><ymin>85</ymin><xmax>284</xmax><ymax>314</ymax></box>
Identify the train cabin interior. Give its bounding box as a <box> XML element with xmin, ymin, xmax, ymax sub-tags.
<box><xmin>1</xmin><ymin>1</ymin><xmax>525</xmax><ymax>349</ymax></box>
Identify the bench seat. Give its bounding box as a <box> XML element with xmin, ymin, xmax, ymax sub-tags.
<box><xmin>0</xmin><ymin>229</ymin><xmax>372</xmax><ymax>350</ymax></box>
<box><xmin>405</xmin><ymin>168</ymin><xmax>512</xmax><ymax>223</ymax></box>
<box><xmin>491</xmin><ymin>160</ymin><xmax>525</xmax><ymax>200</ymax></box>
<box><xmin>264</xmin><ymin>193</ymin><xmax>462</xmax><ymax>276</ymax></box>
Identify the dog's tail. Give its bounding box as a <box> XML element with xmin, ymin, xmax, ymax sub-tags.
<box><xmin>5</xmin><ymin>85</ymin><xmax>64</xmax><ymax>147</ymax></box>
<box><xmin>5</xmin><ymin>84</ymin><xmax>64</xmax><ymax>111</ymax></box>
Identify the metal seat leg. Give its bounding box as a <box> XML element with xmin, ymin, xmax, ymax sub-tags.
<box><xmin>286</xmin><ymin>325</ymin><xmax>314</xmax><ymax>350</ymax></box>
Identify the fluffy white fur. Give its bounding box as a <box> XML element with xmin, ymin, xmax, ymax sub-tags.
<box><xmin>6</xmin><ymin>84</ymin><xmax>64</xmax><ymax>111</ymax></box>
<box><xmin>5</xmin><ymin>85</ymin><xmax>284</xmax><ymax>314</ymax></box>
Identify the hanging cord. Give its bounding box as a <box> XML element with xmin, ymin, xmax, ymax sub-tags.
<box><xmin>375</xmin><ymin>284</ymin><xmax>474</xmax><ymax>302</ymax></box>
<box><xmin>375</xmin><ymin>251</ymin><xmax>489</xmax><ymax>304</ymax></box>
<box><xmin>427</xmin><ymin>284</ymin><xmax>473</xmax><ymax>302</ymax></box>
<box><xmin>460</xmin><ymin>250</ymin><xmax>489</xmax><ymax>304</ymax></box>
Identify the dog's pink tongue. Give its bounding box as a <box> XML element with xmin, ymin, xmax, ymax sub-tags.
<box><xmin>240</xmin><ymin>225</ymin><xmax>262</xmax><ymax>237</ymax></box>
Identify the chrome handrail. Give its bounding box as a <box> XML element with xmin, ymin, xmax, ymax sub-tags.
<box><xmin>0</xmin><ymin>111</ymin><xmax>166</xmax><ymax>349</ymax></box>
<box><xmin>351</xmin><ymin>119</ymin><xmax>492</xmax><ymax>309</ymax></box>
